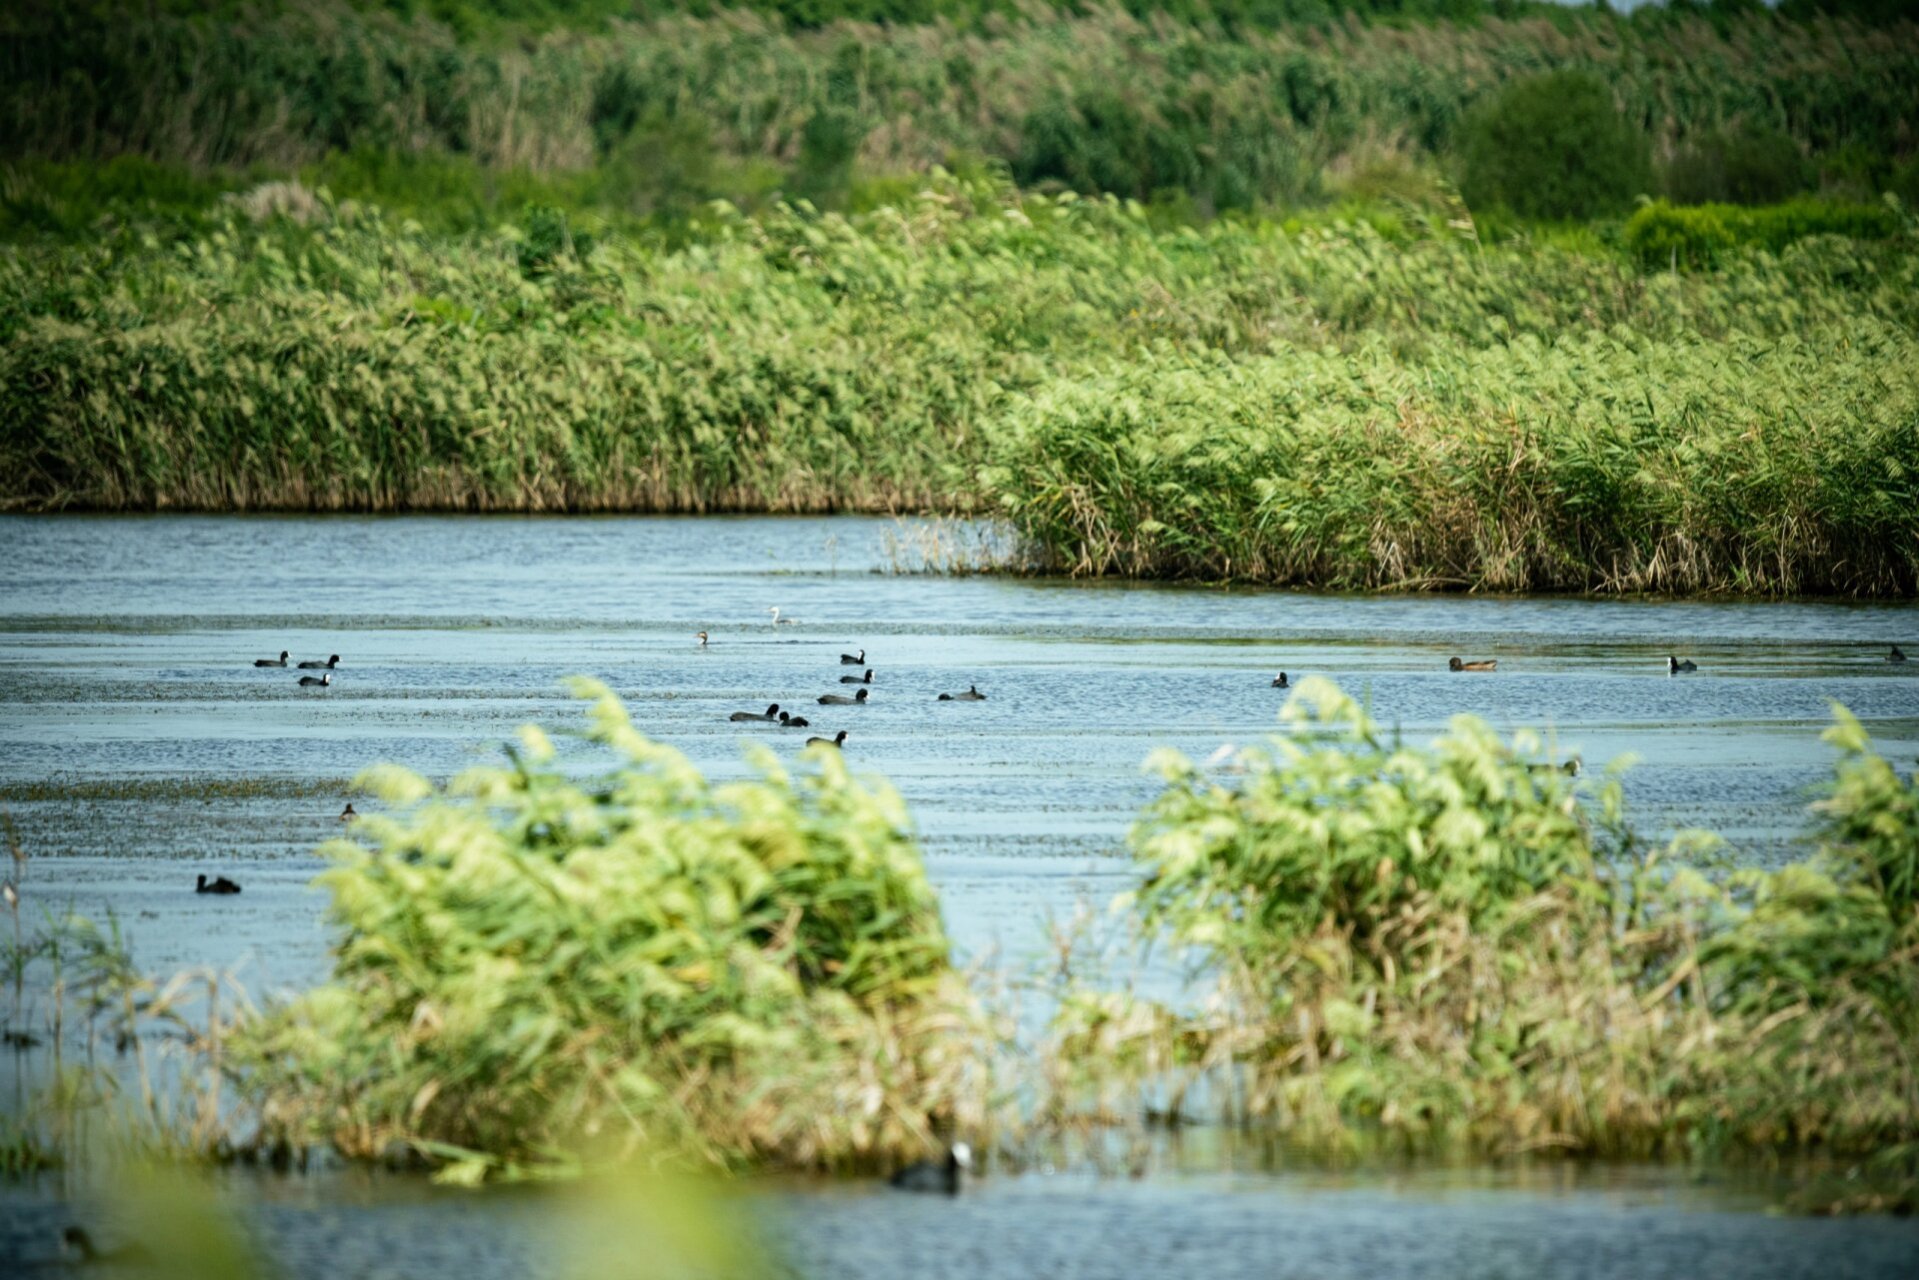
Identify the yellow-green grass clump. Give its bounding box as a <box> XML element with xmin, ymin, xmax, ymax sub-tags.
<box><xmin>1052</xmin><ymin>680</ymin><xmax>1919</xmax><ymax>1188</ymax></box>
<box><xmin>227</xmin><ymin>680</ymin><xmax>993</xmax><ymax>1177</ymax></box>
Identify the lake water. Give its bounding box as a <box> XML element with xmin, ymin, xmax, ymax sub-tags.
<box><xmin>3</xmin><ymin>514</ymin><xmax>1917</xmax><ymax>1277</ymax></box>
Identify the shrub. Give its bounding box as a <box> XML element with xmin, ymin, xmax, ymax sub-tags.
<box><xmin>227</xmin><ymin>682</ymin><xmax>994</xmax><ymax>1174</ymax></box>
<box><xmin>1056</xmin><ymin>681</ymin><xmax>1919</xmax><ymax>1170</ymax></box>
<box><xmin>1625</xmin><ymin>197</ymin><xmax>1903</xmax><ymax>268</ymax></box>
<box><xmin>1457</xmin><ymin>71</ymin><xmax>1652</xmax><ymax>219</ymax></box>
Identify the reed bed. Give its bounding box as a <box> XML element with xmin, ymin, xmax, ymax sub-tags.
<box><xmin>983</xmin><ymin>320</ymin><xmax>1919</xmax><ymax>595</ymax></box>
<box><xmin>1045</xmin><ymin>680</ymin><xmax>1919</xmax><ymax>1202</ymax></box>
<box><xmin>224</xmin><ymin>680</ymin><xmax>997</xmax><ymax>1177</ymax></box>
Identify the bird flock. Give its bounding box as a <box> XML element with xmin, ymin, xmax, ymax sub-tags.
<box><xmin>712</xmin><ymin>625</ymin><xmax>988</xmax><ymax>753</ymax></box>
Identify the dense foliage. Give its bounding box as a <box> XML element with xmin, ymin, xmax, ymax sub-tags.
<box><xmin>230</xmin><ymin>681</ymin><xmax>992</xmax><ymax>1174</ymax></box>
<box><xmin>1054</xmin><ymin>681</ymin><xmax>1919</xmax><ymax>1185</ymax></box>
<box><xmin>5</xmin><ymin>4</ymin><xmax>1915</xmax><ymax>216</ymax></box>
<box><xmin>4</xmin><ymin>173</ymin><xmax>1914</xmax><ymax>594</ymax></box>
<box><xmin>1457</xmin><ymin>71</ymin><xmax>1652</xmax><ymax>218</ymax></box>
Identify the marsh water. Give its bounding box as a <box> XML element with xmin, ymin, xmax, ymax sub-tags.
<box><xmin>3</xmin><ymin>514</ymin><xmax>1918</xmax><ymax>1277</ymax></box>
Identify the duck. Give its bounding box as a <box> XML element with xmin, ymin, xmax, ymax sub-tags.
<box><xmin>1529</xmin><ymin>756</ymin><xmax>1582</xmax><ymax>777</ymax></box>
<box><xmin>1271</xmin><ymin>672</ymin><xmax>1289</xmax><ymax>689</ymax></box>
<box><xmin>1668</xmin><ymin>656</ymin><xmax>1698</xmax><ymax>676</ymax></box>
<box><xmin>253</xmin><ymin>650</ymin><xmax>289</xmax><ymax>668</ymax></box>
<box><xmin>729</xmin><ymin>703</ymin><xmax>781</xmax><ymax>723</ymax></box>
<box><xmin>840</xmin><ymin>668</ymin><xmax>874</xmax><ymax>685</ymax></box>
<box><xmin>297</xmin><ymin>671</ymin><xmax>333</xmax><ymax>688</ymax></box>
<box><xmin>195</xmin><ymin>873</ymin><xmax>241</xmax><ymax>895</ymax></box>
<box><xmin>805</xmin><ymin>730</ymin><xmax>848</xmax><ymax>749</ymax></box>
<box><xmin>696</xmin><ymin>631</ymin><xmax>709</xmax><ymax>648</ymax></box>
<box><xmin>840</xmin><ymin>648</ymin><xmax>866</xmax><ymax>665</ymax></box>
<box><xmin>889</xmin><ymin>1143</ymin><xmax>972</xmax><ymax>1195</ymax></box>
<box><xmin>937</xmin><ymin>685</ymin><xmax>987</xmax><ymax>701</ymax></box>
<box><xmin>778</xmin><ymin>712</ymin><xmax>811</xmax><ymax>728</ymax></box>
<box><xmin>1892</xmin><ymin>645</ymin><xmax>1907</xmax><ymax>663</ymax></box>
<box><xmin>297</xmin><ymin>653</ymin><xmax>340</xmax><ymax>670</ymax></box>
<box><xmin>62</xmin><ymin>1225</ymin><xmax>154</xmax><ymax>1266</ymax></box>
<box><xmin>767</xmin><ymin>607</ymin><xmax>797</xmax><ymax>626</ymax></box>
<box><xmin>817</xmin><ymin>688</ymin><xmax>870</xmax><ymax>706</ymax></box>
<box><xmin>1449</xmin><ymin>658</ymin><xmax>1496</xmax><ymax>672</ymax></box>
<box><xmin>339</xmin><ymin>803</ymin><xmax>357</xmax><ymax>822</ymax></box>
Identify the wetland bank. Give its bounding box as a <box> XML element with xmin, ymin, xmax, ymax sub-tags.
<box><xmin>6</xmin><ymin>0</ymin><xmax>1919</xmax><ymax>1273</ymax></box>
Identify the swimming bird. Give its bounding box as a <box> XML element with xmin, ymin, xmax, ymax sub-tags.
<box><xmin>937</xmin><ymin>685</ymin><xmax>987</xmax><ymax>701</ymax></box>
<box><xmin>696</xmin><ymin>631</ymin><xmax>709</xmax><ymax>648</ymax></box>
<box><xmin>841</xmin><ymin>669</ymin><xmax>874</xmax><ymax>685</ymax></box>
<box><xmin>767</xmin><ymin>607</ymin><xmax>797</xmax><ymax>626</ymax></box>
<box><xmin>1271</xmin><ymin>672</ymin><xmax>1289</xmax><ymax>689</ymax></box>
<box><xmin>729</xmin><ymin>703</ymin><xmax>781</xmax><ymax>723</ymax></box>
<box><xmin>62</xmin><ymin>1225</ymin><xmax>154</xmax><ymax>1266</ymax></box>
<box><xmin>195</xmin><ymin>874</ymin><xmax>241</xmax><ymax>895</ymax></box>
<box><xmin>1668</xmin><ymin>656</ymin><xmax>1698</xmax><ymax>676</ymax></box>
<box><xmin>806</xmin><ymin>730</ymin><xmax>848</xmax><ymax>749</ymax></box>
<box><xmin>1529</xmin><ymin>757</ymin><xmax>1581</xmax><ymax>777</ymax></box>
<box><xmin>840</xmin><ymin>649</ymin><xmax>866</xmax><ymax>665</ymax></box>
<box><xmin>889</xmin><ymin>1143</ymin><xmax>972</xmax><ymax>1195</ymax></box>
<box><xmin>298</xmin><ymin>672</ymin><xmax>332</xmax><ymax>688</ymax></box>
<box><xmin>254</xmin><ymin>650</ymin><xmax>289</xmax><ymax>668</ymax></box>
<box><xmin>1892</xmin><ymin>645</ymin><xmax>1907</xmax><ymax>663</ymax></box>
<box><xmin>818</xmin><ymin>688</ymin><xmax>870</xmax><ymax>706</ymax></box>
<box><xmin>778</xmin><ymin>712</ymin><xmax>811</xmax><ymax>728</ymax></box>
<box><xmin>1449</xmin><ymin>658</ymin><xmax>1496</xmax><ymax>672</ymax></box>
<box><xmin>297</xmin><ymin>654</ymin><xmax>340</xmax><ymax>670</ymax></box>
<box><xmin>339</xmin><ymin>803</ymin><xmax>357</xmax><ymax>822</ymax></box>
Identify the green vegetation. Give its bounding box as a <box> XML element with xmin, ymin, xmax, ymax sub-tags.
<box><xmin>226</xmin><ymin>680</ymin><xmax>993</xmax><ymax>1177</ymax></box>
<box><xmin>983</xmin><ymin>321</ymin><xmax>1919</xmax><ymax>594</ymax></box>
<box><xmin>1052</xmin><ymin>681</ymin><xmax>1919</xmax><ymax>1206</ymax></box>
<box><xmin>6</xmin><ymin>4</ymin><xmax>1915</xmax><ymax>218</ymax></box>
<box><xmin>1457</xmin><ymin>71</ymin><xmax>1652</xmax><ymax>220</ymax></box>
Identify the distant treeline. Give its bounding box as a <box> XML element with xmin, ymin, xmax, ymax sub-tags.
<box><xmin>5</xmin><ymin>1</ymin><xmax>1916</xmax><ymax>216</ymax></box>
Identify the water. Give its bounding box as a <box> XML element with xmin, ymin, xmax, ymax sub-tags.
<box><xmin>2</xmin><ymin>514</ymin><xmax>1917</xmax><ymax>1276</ymax></box>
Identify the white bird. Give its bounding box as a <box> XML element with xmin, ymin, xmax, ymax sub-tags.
<box><xmin>767</xmin><ymin>607</ymin><xmax>798</xmax><ymax>626</ymax></box>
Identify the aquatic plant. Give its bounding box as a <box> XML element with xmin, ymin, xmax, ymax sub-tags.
<box><xmin>226</xmin><ymin>679</ymin><xmax>995</xmax><ymax>1177</ymax></box>
<box><xmin>1049</xmin><ymin>679</ymin><xmax>1919</xmax><ymax>1189</ymax></box>
<box><xmin>983</xmin><ymin>322</ymin><xmax>1919</xmax><ymax>595</ymax></box>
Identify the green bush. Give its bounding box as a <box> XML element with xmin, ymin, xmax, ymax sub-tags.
<box><xmin>1625</xmin><ymin>197</ymin><xmax>1903</xmax><ymax>268</ymax></box>
<box><xmin>1057</xmin><ymin>681</ymin><xmax>1919</xmax><ymax>1169</ymax></box>
<box><xmin>228</xmin><ymin>681</ymin><xmax>992</xmax><ymax>1174</ymax></box>
<box><xmin>1457</xmin><ymin>71</ymin><xmax>1652</xmax><ymax>219</ymax></box>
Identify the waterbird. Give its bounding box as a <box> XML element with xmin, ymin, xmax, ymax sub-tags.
<box><xmin>840</xmin><ymin>649</ymin><xmax>866</xmax><ymax>665</ymax></box>
<box><xmin>696</xmin><ymin>631</ymin><xmax>709</xmax><ymax>647</ymax></box>
<box><xmin>195</xmin><ymin>874</ymin><xmax>241</xmax><ymax>895</ymax></box>
<box><xmin>62</xmin><ymin>1225</ymin><xmax>154</xmax><ymax>1266</ymax></box>
<box><xmin>729</xmin><ymin>703</ymin><xmax>781</xmax><ymax>723</ymax></box>
<box><xmin>297</xmin><ymin>654</ymin><xmax>340</xmax><ymax>670</ymax></box>
<box><xmin>254</xmin><ymin>650</ymin><xmax>289</xmax><ymax>668</ymax></box>
<box><xmin>818</xmin><ymin>688</ymin><xmax>870</xmax><ymax>706</ymax></box>
<box><xmin>806</xmin><ymin>731</ymin><xmax>848</xmax><ymax>749</ymax></box>
<box><xmin>1529</xmin><ymin>757</ymin><xmax>1582</xmax><ymax>777</ymax></box>
<box><xmin>339</xmin><ymin>803</ymin><xmax>357</xmax><ymax>822</ymax></box>
<box><xmin>1668</xmin><ymin>656</ymin><xmax>1698</xmax><ymax>676</ymax></box>
<box><xmin>1892</xmin><ymin>645</ymin><xmax>1908</xmax><ymax>663</ymax></box>
<box><xmin>297</xmin><ymin>672</ymin><xmax>333</xmax><ymax>688</ymax></box>
<box><xmin>778</xmin><ymin>712</ymin><xmax>811</xmax><ymax>728</ymax></box>
<box><xmin>889</xmin><ymin>1143</ymin><xmax>971</xmax><ymax>1195</ymax></box>
<box><xmin>1271</xmin><ymin>672</ymin><xmax>1289</xmax><ymax>689</ymax></box>
<box><xmin>1449</xmin><ymin>658</ymin><xmax>1496</xmax><ymax>672</ymax></box>
<box><xmin>767</xmin><ymin>607</ymin><xmax>797</xmax><ymax>626</ymax></box>
<box><xmin>937</xmin><ymin>685</ymin><xmax>987</xmax><ymax>701</ymax></box>
<box><xmin>841</xmin><ymin>669</ymin><xmax>874</xmax><ymax>685</ymax></box>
